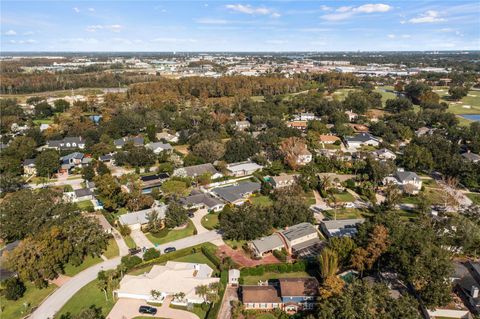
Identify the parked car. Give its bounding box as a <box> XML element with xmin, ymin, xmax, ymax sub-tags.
<box><xmin>129</xmin><ymin>247</ymin><xmax>141</xmax><ymax>255</ymax></box>
<box><xmin>139</xmin><ymin>305</ymin><xmax>157</xmax><ymax>315</ymax></box>
<box><xmin>164</xmin><ymin>247</ymin><xmax>176</xmax><ymax>253</ymax></box>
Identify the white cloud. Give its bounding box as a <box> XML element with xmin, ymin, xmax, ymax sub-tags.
<box><xmin>88</xmin><ymin>8</ymin><xmax>95</xmax><ymax>12</ymax></box>
<box><xmin>388</xmin><ymin>33</ymin><xmax>411</xmax><ymax>39</ymax></box>
<box><xmin>4</xmin><ymin>30</ymin><xmax>17</xmax><ymax>36</ymax></box>
<box><xmin>408</xmin><ymin>10</ymin><xmax>445</xmax><ymax>24</ymax></box>
<box><xmin>73</xmin><ymin>7</ymin><xmax>80</xmax><ymax>13</ymax></box>
<box><xmin>225</xmin><ymin>4</ymin><xmax>280</xmax><ymax>17</ymax></box>
<box><xmin>320</xmin><ymin>5</ymin><xmax>332</xmax><ymax>11</ymax></box>
<box><xmin>195</xmin><ymin>18</ymin><xmax>229</xmax><ymax>25</ymax></box>
<box><xmin>86</xmin><ymin>24</ymin><xmax>122</xmax><ymax>32</ymax></box>
<box><xmin>9</xmin><ymin>39</ymin><xmax>37</xmax><ymax>44</ymax></box>
<box><xmin>322</xmin><ymin>3</ymin><xmax>392</xmax><ymax>21</ymax></box>
<box><xmin>387</xmin><ymin>34</ymin><xmax>396</xmax><ymax>39</ymax></box>
<box><xmin>151</xmin><ymin>37</ymin><xmax>197</xmax><ymax>43</ymax></box>
<box><xmin>266</xmin><ymin>39</ymin><xmax>288</xmax><ymax>44</ymax></box>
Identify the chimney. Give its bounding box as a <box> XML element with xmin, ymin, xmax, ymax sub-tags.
<box><xmin>472</xmin><ymin>286</ymin><xmax>479</xmax><ymax>298</ymax></box>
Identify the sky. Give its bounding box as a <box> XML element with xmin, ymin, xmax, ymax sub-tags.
<box><xmin>1</xmin><ymin>0</ymin><xmax>479</xmax><ymax>52</ymax></box>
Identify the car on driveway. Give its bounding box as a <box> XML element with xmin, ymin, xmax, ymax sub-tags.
<box><xmin>129</xmin><ymin>247</ymin><xmax>141</xmax><ymax>255</ymax></box>
<box><xmin>139</xmin><ymin>305</ymin><xmax>157</xmax><ymax>315</ymax></box>
<box><xmin>164</xmin><ymin>247</ymin><xmax>176</xmax><ymax>253</ymax></box>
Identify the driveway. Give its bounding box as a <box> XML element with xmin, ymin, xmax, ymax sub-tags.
<box><xmin>92</xmin><ymin>214</ymin><xmax>130</xmax><ymax>256</ymax></box>
<box><xmin>107</xmin><ymin>296</ymin><xmax>199</xmax><ymax>319</ymax></box>
<box><xmin>130</xmin><ymin>229</ymin><xmax>154</xmax><ymax>249</ymax></box>
<box><xmin>30</xmin><ymin>257</ymin><xmax>122</xmax><ymax>319</ymax></box>
<box><xmin>155</xmin><ymin>230</ymin><xmax>222</xmax><ymax>252</ymax></box>
<box><xmin>190</xmin><ymin>208</ymin><xmax>209</xmax><ymax>234</ymax></box>
<box><xmin>217</xmin><ymin>286</ymin><xmax>238</xmax><ymax>319</ymax></box>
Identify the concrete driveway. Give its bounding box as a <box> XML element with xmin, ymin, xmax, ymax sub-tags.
<box><xmin>190</xmin><ymin>208</ymin><xmax>209</xmax><ymax>234</ymax></box>
<box><xmin>130</xmin><ymin>229</ymin><xmax>154</xmax><ymax>249</ymax></box>
<box><xmin>107</xmin><ymin>297</ymin><xmax>199</xmax><ymax>319</ymax></box>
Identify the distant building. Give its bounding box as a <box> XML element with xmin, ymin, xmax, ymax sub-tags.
<box><xmin>269</xmin><ymin>174</ymin><xmax>297</xmax><ymax>189</ymax></box>
<box><xmin>235</xmin><ymin>120</ymin><xmax>251</xmax><ymax>131</ymax></box>
<box><xmin>287</xmin><ymin>121</ymin><xmax>308</xmax><ymax>131</ymax></box>
<box><xmin>174</xmin><ymin>163</ymin><xmax>222</xmax><ymax>179</ymax></box>
<box><xmin>296</xmin><ymin>148</ymin><xmax>312</xmax><ymax>166</ymax></box>
<box><xmin>180</xmin><ymin>191</ymin><xmax>225</xmax><ymax>212</ymax></box>
<box><xmin>23</xmin><ymin>158</ymin><xmax>37</xmax><ymax>175</ymax></box>
<box><xmin>320</xmin><ymin>219</ymin><xmax>365</xmax><ymax>238</ymax></box>
<box><xmin>47</xmin><ymin>136</ymin><xmax>85</xmax><ymax>150</ymax></box>
<box><xmin>372</xmin><ymin>148</ymin><xmax>397</xmax><ymax>161</ymax></box>
<box><xmin>156</xmin><ymin>131</ymin><xmax>179</xmax><ymax>143</ymax></box>
<box><xmin>344</xmin><ymin>133</ymin><xmax>381</xmax><ymax>149</ymax></box>
<box><xmin>226</xmin><ymin>161</ymin><xmax>263</xmax><ymax>177</ymax></box>
<box><xmin>211</xmin><ymin>181</ymin><xmax>261</xmax><ymax>205</ymax></box>
<box><xmin>383</xmin><ymin>169</ymin><xmax>422</xmax><ymax>194</ymax></box>
<box><xmin>345</xmin><ymin>110</ymin><xmax>358</xmax><ymax>122</ymax></box>
<box><xmin>140</xmin><ymin>173</ymin><xmax>169</xmax><ymax>190</ymax></box>
<box><xmin>145</xmin><ymin>142</ymin><xmax>173</xmax><ymax>154</ymax></box>
<box><xmin>114</xmin><ymin>136</ymin><xmax>144</xmax><ymax>149</ymax></box>
<box><xmin>118</xmin><ymin>203</ymin><xmax>167</xmax><ymax>230</ymax></box>
<box><xmin>294</xmin><ymin>113</ymin><xmax>316</xmax><ymax>121</ymax></box>
<box><xmin>318</xmin><ymin>135</ymin><xmax>341</xmax><ymax>145</ymax></box>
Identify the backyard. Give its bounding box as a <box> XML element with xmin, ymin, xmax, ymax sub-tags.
<box><xmin>146</xmin><ymin>220</ymin><xmax>196</xmax><ymax>245</ymax></box>
<box><xmin>250</xmin><ymin>195</ymin><xmax>274</xmax><ymax>207</ymax></box>
<box><xmin>323</xmin><ymin>208</ymin><xmax>364</xmax><ymax>220</ymax></box>
<box><xmin>242</xmin><ymin>271</ymin><xmax>311</xmax><ymax>285</ymax></box>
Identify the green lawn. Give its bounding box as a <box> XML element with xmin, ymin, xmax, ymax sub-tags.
<box><xmin>63</xmin><ymin>255</ymin><xmax>103</xmax><ymax>277</ymax></box>
<box><xmin>421</xmin><ymin>178</ymin><xmax>441</xmax><ymax>189</ymax></box>
<box><xmin>173</xmin><ymin>252</ymin><xmax>217</xmax><ymax>270</ymax></box>
<box><xmin>146</xmin><ymin>220</ymin><xmax>196</xmax><ymax>246</ymax></box>
<box><xmin>401</xmin><ymin>188</ymin><xmax>443</xmax><ymax>206</ymax></box>
<box><xmin>250</xmin><ymin>195</ymin><xmax>273</xmax><ymax>207</ymax></box>
<box><xmin>1</xmin><ymin>282</ymin><xmax>57</xmax><ymax>319</ymax></box>
<box><xmin>225</xmin><ymin>239</ymin><xmax>247</xmax><ymax>250</ymax></box>
<box><xmin>324</xmin><ymin>208</ymin><xmax>363</xmax><ymax>220</ymax></box>
<box><xmin>55</xmin><ymin>279</ymin><xmax>116</xmax><ymax>318</ymax></box>
<box><xmin>331</xmin><ymin>192</ymin><xmax>356</xmax><ymax>203</ymax></box>
<box><xmin>170</xmin><ymin>303</ymin><xmax>208</xmax><ymax>319</ymax></box>
<box><xmin>466</xmin><ymin>193</ymin><xmax>480</xmax><ymax>205</ymax></box>
<box><xmin>124</xmin><ymin>234</ymin><xmax>137</xmax><ymax>249</ymax></box>
<box><xmin>76</xmin><ymin>200</ymin><xmax>94</xmax><ymax>211</ymax></box>
<box><xmin>254</xmin><ymin>314</ymin><xmax>277</xmax><ymax>319</ymax></box>
<box><xmin>103</xmin><ymin>238</ymin><xmax>119</xmax><ymax>259</ymax></box>
<box><xmin>374</xmin><ymin>86</ymin><xmax>397</xmax><ymax>106</ymax></box>
<box><xmin>33</xmin><ymin>118</ymin><xmax>53</xmax><ymax>125</ymax></box>
<box><xmin>242</xmin><ymin>271</ymin><xmax>311</xmax><ymax>285</ymax></box>
<box><xmin>201</xmin><ymin>212</ymin><xmax>219</xmax><ymax>230</ymax></box>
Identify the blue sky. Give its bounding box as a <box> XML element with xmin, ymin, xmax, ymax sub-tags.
<box><xmin>1</xmin><ymin>1</ymin><xmax>479</xmax><ymax>51</ymax></box>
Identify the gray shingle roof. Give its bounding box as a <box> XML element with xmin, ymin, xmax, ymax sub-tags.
<box><xmin>176</xmin><ymin>163</ymin><xmax>220</xmax><ymax>177</ymax></box>
<box><xmin>280</xmin><ymin>223</ymin><xmax>318</xmax><ymax>242</ymax></box>
<box><xmin>395</xmin><ymin>170</ymin><xmax>419</xmax><ymax>183</ymax></box>
<box><xmin>180</xmin><ymin>193</ymin><xmax>224</xmax><ymax>209</ymax></box>
<box><xmin>212</xmin><ymin>181</ymin><xmax>261</xmax><ymax>203</ymax></box>
<box><xmin>345</xmin><ymin>132</ymin><xmax>379</xmax><ymax>143</ymax></box>
<box><xmin>251</xmin><ymin>234</ymin><xmax>284</xmax><ymax>255</ymax></box>
<box><xmin>74</xmin><ymin>188</ymin><xmax>93</xmax><ymax>198</ymax></box>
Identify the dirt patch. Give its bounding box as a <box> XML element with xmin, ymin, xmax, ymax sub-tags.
<box><xmin>50</xmin><ymin>274</ymin><xmax>71</xmax><ymax>287</ymax></box>
<box><xmin>217</xmin><ymin>245</ymin><xmax>280</xmax><ymax>267</ymax></box>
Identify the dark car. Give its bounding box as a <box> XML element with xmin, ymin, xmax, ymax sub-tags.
<box><xmin>129</xmin><ymin>247</ymin><xmax>141</xmax><ymax>255</ymax></box>
<box><xmin>139</xmin><ymin>305</ymin><xmax>157</xmax><ymax>315</ymax></box>
<box><xmin>164</xmin><ymin>247</ymin><xmax>176</xmax><ymax>253</ymax></box>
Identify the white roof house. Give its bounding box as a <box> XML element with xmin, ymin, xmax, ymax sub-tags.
<box><xmin>226</xmin><ymin>161</ymin><xmax>263</xmax><ymax>177</ymax></box>
<box><xmin>146</xmin><ymin>142</ymin><xmax>173</xmax><ymax>154</ymax></box>
<box><xmin>115</xmin><ymin>261</ymin><xmax>220</xmax><ymax>305</ymax></box>
<box><xmin>118</xmin><ymin>203</ymin><xmax>167</xmax><ymax>229</ymax></box>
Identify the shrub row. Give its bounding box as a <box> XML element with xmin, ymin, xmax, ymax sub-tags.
<box><xmin>205</xmin><ymin>270</ymin><xmax>228</xmax><ymax>319</ymax></box>
<box><xmin>201</xmin><ymin>245</ymin><xmax>221</xmax><ymax>268</ymax></box>
<box><xmin>240</xmin><ymin>261</ymin><xmax>308</xmax><ymax>277</ymax></box>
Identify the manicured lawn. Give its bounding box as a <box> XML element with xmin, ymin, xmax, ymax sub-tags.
<box><xmin>331</xmin><ymin>192</ymin><xmax>356</xmax><ymax>203</ymax></box>
<box><xmin>374</xmin><ymin>86</ymin><xmax>397</xmax><ymax>106</ymax></box>
<box><xmin>33</xmin><ymin>118</ymin><xmax>53</xmax><ymax>125</ymax></box>
<box><xmin>171</xmin><ymin>303</ymin><xmax>208</xmax><ymax>319</ymax></box>
<box><xmin>201</xmin><ymin>212</ymin><xmax>219</xmax><ymax>230</ymax></box>
<box><xmin>63</xmin><ymin>255</ymin><xmax>103</xmax><ymax>277</ymax></box>
<box><xmin>173</xmin><ymin>252</ymin><xmax>217</xmax><ymax>270</ymax></box>
<box><xmin>421</xmin><ymin>178</ymin><xmax>441</xmax><ymax>189</ymax></box>
<box><xmin>225</xmin><ymin>239</ymin><xmax>247</xmax><ymax>250</ymax></box>
<box><xmin>55</xmin><ymin>279</ymin><xmax>116</xmax><ymax>318</ymax></box>
<box><xmin>401</xmin><ymin>188</ymin><xmax>444</xmax><ymax>206</ymax></box>
<box><xmin>466</xmin><ymin>193</ymin><xmax>480</xmax><ymax>205</ymax></box>
<box><xmin>76</xmin><ymin>200</ymin><xmax>94</xmax><ymax>211</ymax></box>
<box><xmin>250</xmin><ymin>195</ymin><xmax>273</xmax><ymax>207</ymax></box>
<box><xmin>242</xmin><ymin>271</ymin><xmax>311</xmax><ymax>285</ymax></box>
<box><xmin>146</xmin><ymin>220</ymin><xmax>196</xmax><ymax>246</ymax></box>
<box><xmin>124</xmin><ymin>234</ymin><xmax>137</xmax><ymax>249</ymax></box>
<box><xmin>324</xmin><ymin>208</ymin><xmax>363</xmax><ymax>220</ymax></box>
<box><xmin>103</xmin><ymin>238</ymin><xmax>119</xmax><ymax>259</ymax></box>
<box><xmin>1</xmin><ymin>281</ymin><xmax>57</xmax><ymax>319</ymax></box>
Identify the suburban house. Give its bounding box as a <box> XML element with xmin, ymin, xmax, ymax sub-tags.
<box><xmin>415</xmin><ymin>126</ymin><xmax>434</xmax><ymax>137</ymax></box>
<box><xmin>212</xmin><ymin>181</ymin><xmax>261</xmax><ymax>205</ymax></box>
<box><xmin>228</xmin><ymin>269</ymin><xmax>241</xmax><ymax>286</ymax></box>
<box><xmin>59</xmin><ymin>152</ymin><xmax>92</xmax><ymax>173</ymax></box>
<box><xmin>296</xmin><ymin>148</ymin><xmax>312</xmax><ymax>166</ymax></box>
<box><xmin>180</xmin><ymin>191</ymin><xmax>225</xmax><ymax>212</ymax></box>
<box><xmin>114</xmin><ymin>136</ymin><xmax>144</xmax><ymax>149</ymax></box>
<box><xmin>344</xmin><ymin>133</ymin><xmax>381</xmax><ymax>149</ymax></box>
<box><xmin>235</xmin><ymin>120</ymin><xmax>251</xmax><ymax>131</ymax></box>
<box><xmin>293</xmin><ymin>112</ymin><xmax>316</xmax><ymax>121</ymax></box>
<box><xmin>46</xmin><ymin>136</ymin><xmax>85</xmax><ymax>150</ymax></box>
<box><xmin>241</xmin><ymin>277</ymin><xmax>320</xmax><ymax>312</ymax></box>
<box><xmin>98</xmin><ymin>153</ymin><xmax>115</xmax><ymax>164</ymax></box>
<box><xmin>173</xmin><ymin>163</ymin><xmax>223</xmax><ymax>179</ymax></box>
<box><xmin>115</xmin><ymin>261</ymin><xmax>220</xmax><ymax>305</ymax></box>
<box><xmin>287</xmin><ymin>121</ymin><xmax>308</xmax><ymax>131</ymax></box>
<box><xmin>462</xmin><ymin>152</ymin><xmax>480</xmax><ymax>163</ymax></box>
<box><xmin>118</xmin><ymin>203</ymin><xmax>167</xmax><ymax>230</ymax></box>
<box><xmin>73</xmin><ymin>188</ymin><xmax>94</xmax><ymax>202</ymax></box>
<box><xmin>383</xmin><ymin>169</ymin><xmax>423</xmax><ymax>194</ymax></box>
<box><xmin>23</xmin><ymin>158</ymin><xmax>37</xmax><ymax>175</ymax></box>
<box><xmin>372</xmin><ymin>148</ymin><xmax>397</xmax><ymax>161</ymax></box>
<box><xmin>145</xmin><ymin>142</ymin><xmax>173</xmax><ymax>154</ymax></box>
<box><xmin>345</xmin><ymin>110</ymin><xmax>358</xmax><ymax>122</ymax></box>
<box><xmin>320</xmin><ymin>219</ymin><xmax>365</xmax><ymax>238</ymax></box>
<box><xmin>250</xmin><ymin>233</ymin><xmax>285</xmax><ymax>258</ymax></box>
<box><xmin>318</xmin><ymin>135</ymin><xmax>341</xmax><ymax>145</ymax></box>
<box><xmin>140</xmin><ymin>173</ymin><xmax>169</xmax><ymax>191</ymax></box>
<box><xmin>226</xmin><ymin>161</ymin><xmax>263</xmax><ymax>177</ymax></box>
<box><xmin>269</xmin><ymin>174</ymin><xmax>297</xmax><ymax>189</ymax></box>
<box><xmin>278</xmin><ymin>223</ymin><xmax>321</xmax><ymax>257</ymax></box>
<box><xmin>156</xmin><ymin>131</ymin><xmax>179</xmax><ymax>143</ymax></box>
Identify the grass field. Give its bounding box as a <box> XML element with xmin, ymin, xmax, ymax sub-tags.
<box><xmin>201</xmin><ymin>212</ymin><xmax>219</xmax><ymax>230</ymax></box>
<box><xmin>103</xmin><ymin>238</ymin><xmax>119</xmax><ymax>259</ymax></box>
<box><xmin>55</xmin><ymin>279</ymin><xmax>116</xmax><ymax>318</ymax></box>
<box><xmin>146</xmin><ymin>220</ymin><xmax>196</xmax><ymax>246</ymax></box>
<box><xmin>63</xmin><ymin>255</ymin><xmax>103</xmax><ymax>277</ymax></box>
<box><xmin>324</xmin><ymin>208</ymin><xmax>363</xmax><ymax>220</ymax></box>
<box><xmin>32</xmin><ymin>118</ymin><xmax>54</xmax><ymax>125</ymax></box>
<box><xmin>172</xmin><ymin>252</ymin><xmax>217</xmax><ymax>272</ymax></box>
<box><xmin>123</xmin><ymin>235</ymin><xmax>137</xmax><ymax>249</ymax></box>
<box><xmin>331</xmin><ymin>191</ymin><xmax>356</xmax><ymax>203</ymax></box>
<box><xmin>242</xmin><ymin>271</ymin><xmax>311</xmax><ymax>285</ymax></box>
<box><xmin>250</xmin><ymin>195</ymin><xmax>274</xmax><ymax>207</ymax></box>
<box><xmin>374</xmin><ymin>86</ymin><xmax>397</xmax><ymax>106</ymax></box>
<box><xmin>1</xmin><ymin>282</ymin><xmax>57</xmax><ymax>319</ymax></box>
<box><xmin>76</xmin><ymin>200</ymin><xmax>94</xmax><ymax>211</ymax></box>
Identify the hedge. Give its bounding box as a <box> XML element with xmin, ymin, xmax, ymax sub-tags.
<box><xmin>205</xmin><ymin>270</ymin><xmax>228</xmax><ymax>319</ymax></box>
<box><xmin>201</xmin><ymin>245</ymin><xmax>221</xmax><ymax>268</ymax></box>
<box><xmin>240</xmin><ymin>261</ymin><xmax>309</xmax><ymax>277</ymax></box>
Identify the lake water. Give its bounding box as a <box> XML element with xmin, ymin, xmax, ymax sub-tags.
<box><xmin>460</xmin><ymin>114</ymin><xmax>480</xmax><ymax>121</ymax></box>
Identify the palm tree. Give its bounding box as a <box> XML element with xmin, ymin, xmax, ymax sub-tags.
<box><xmin>195</xmin><ymin>284</ymin><xmax>209</xmax><ymax>302</ymax></box>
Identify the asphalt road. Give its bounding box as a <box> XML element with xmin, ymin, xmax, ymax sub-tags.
<box><xmin>154</xmin><ymin>230</ymin><xmax>222</xmax><ymax>252</ymax></box>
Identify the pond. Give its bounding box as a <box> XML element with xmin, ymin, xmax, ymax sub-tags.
<box><xmin>460</xmin><ymin>114</ymin><xmax>480</xmax><ymax>121</ymax></box>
